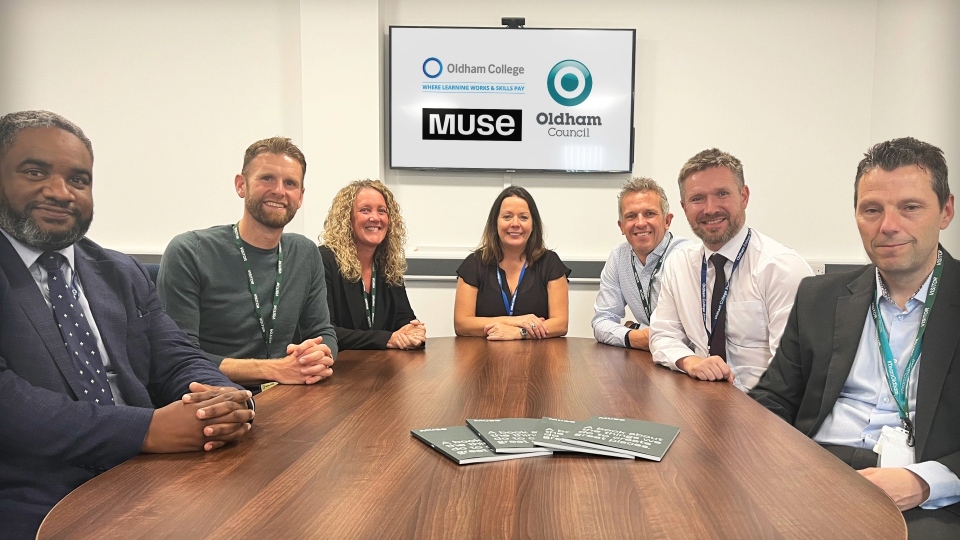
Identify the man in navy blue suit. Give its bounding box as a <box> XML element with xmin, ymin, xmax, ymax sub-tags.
<box><xmin>0</xmin><ymin>110</ymin><xmax>256</xmax><ymax>538</ymax></box>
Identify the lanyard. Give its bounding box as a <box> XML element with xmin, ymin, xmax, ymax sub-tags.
<box><xmin>364</xmin><ymin>264</ymin><xmax>377</xmax><ymax>328</ymax></box>
<box><xmin>496</xmin><ymin>263</ymin><xmax>527</xmax><ymax>316</ymax></box>
<box><xmin>700</xmin><ymin>229</ymin><xmax>752</xmax><ymax>341</ymax></box>
<box><xmin>233</xmin><ymin>224</ymin><xmax>283</xmax><ymax>350</ymax></box>
<box><xmin>631</xmin><ymin>232</ymin><xmax>673</xmax><ymax>319</ymax></box>
<box><xmin>870</xmin><ymin>249</ymin><xmax>942</xmax><ymax>446</ymax></box>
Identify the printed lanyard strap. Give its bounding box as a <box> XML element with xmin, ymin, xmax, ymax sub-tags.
<box><xmin>497</xmin><ymin>263</ymin><xmax>527</xmax><ymax>316</ymax></box>
<box><xmin>631</xmin><ymin>232</ymin><xmax>673</xmax><ymax>319</ymax></box>
<box><xmin>700</xmin><ymin>229</ymin><xmax>752</xmax><ymax>341</ymax></box>
<box><xmin>233</xmin><ymin>224</ymin><xmax>283</xmax><ymax>350</ymax></box>
<box><xmin>871</xmin><ymin>249</ymin><xmax>943</xmax><ymax>446</ymax></box>
<box><xmin>364</xmin><ymin>264</ymin><xmax>377</xmax><ymax>328</ymax></box>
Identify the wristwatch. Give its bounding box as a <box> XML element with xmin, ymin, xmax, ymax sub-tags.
<box><xmin>519</xmin><ymin>327</ymin><xmax>528</xmax><ymax>339</ymax></box>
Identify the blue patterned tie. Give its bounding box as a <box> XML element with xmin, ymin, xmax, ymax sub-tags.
<box><xmin>39</xmin><ymin>252</ymin><xmax>115</xmax><ymax>405</ymax></box>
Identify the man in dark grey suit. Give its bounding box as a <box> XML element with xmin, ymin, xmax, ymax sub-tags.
<box><xmin>0</xmin><ymin>110</ymin><xmax>256</xmax><ymax>539</ymax></box>
<box><xmin>751</xmin><ymin>137</ymin><xmax>959</xmax><ymax>536</ymax></box>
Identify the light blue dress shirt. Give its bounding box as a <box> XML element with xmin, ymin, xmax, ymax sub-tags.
<box><xmin>814</xmin><ymin>269</ymin><xmax>960</xmax><ymax>509</ymax></box>
<box><xmin>592</xmin><ymin>233</ymin><xmax>688</xmax><ymax>347</ymax></box>
<box><xmin>1</xmin><ymin>230</ymin><xmax>126</xmax><ymax>404</ymax></box>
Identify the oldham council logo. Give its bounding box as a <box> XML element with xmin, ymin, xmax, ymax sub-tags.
<box><xmin>547</xmin><ymin>60</ymin><xmax>592</xmax><ymax>107</ymax></box>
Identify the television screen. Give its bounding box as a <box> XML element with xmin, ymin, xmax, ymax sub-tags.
<box><xmin>390</xmin><ymin>26</ymin><xmax>636</xmax><ymax>172</ymax></box>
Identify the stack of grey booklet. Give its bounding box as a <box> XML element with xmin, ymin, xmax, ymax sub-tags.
<box><xmin>412</xmin><ymin>416</ymin><xmax>680</xmax><ymax>465</ymax></box>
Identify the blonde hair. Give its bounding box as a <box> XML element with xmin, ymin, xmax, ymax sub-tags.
<box><xmin>320</xmin><ymin>179</ymin><xmax>407</xmax><ymax>286</ymax></box>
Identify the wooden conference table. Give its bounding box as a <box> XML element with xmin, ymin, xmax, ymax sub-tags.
<box><xmin>39</xmin><ymin>337</ymin><xmax>906</xmax><ymax>539</ymax></box>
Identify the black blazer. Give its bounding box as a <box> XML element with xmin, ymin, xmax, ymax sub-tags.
<box><xmin>751</xmin><ymin>248</ymin><xmax>960</xmax><ymax>515</ymax></box>
<box><xmin>319</xmin><ymin>245</ymin><xmax>417</xmax><ymax>350</ymax></box>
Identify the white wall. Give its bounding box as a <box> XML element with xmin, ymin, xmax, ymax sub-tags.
<box><xmin>871</xmin><ymin>0</ymin><xmax>960</xmax><ymax>249</ymax></box>
<box><xmin>0</xmin><ymin>0</ymin><xmax>306</xmax><ymax>253</ymax></box>
<box><xmin>2</xmin><ymin>0</ymin><xmax>958</xmax><ymax>338</ymax></box>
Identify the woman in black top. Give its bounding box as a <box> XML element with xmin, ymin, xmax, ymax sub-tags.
<box><xmin>319</xmin><ymin>179</ymin><xmax>425</xmax><ymax>350</ymax></box>
<box><xmin>454</xmin><ymin>186</ymin><xmax>570</xmax><ymax>340</ymax></box>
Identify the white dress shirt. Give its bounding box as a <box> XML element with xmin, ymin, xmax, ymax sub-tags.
<box><xmin>592</xmin><ymin>233</ymin><xmax>689</xmax><ymax>347</ymax></box>
<box><xmin>1</xmin><ymin>230</ymin><xmax>126</xmax><ymax>404</ymax></box>
<box><xmin>649</xmin><ymin>226</ymin><xmax>813</xmax><ymax>391</ymax></box>
<box><xmin>814</xmin><ymin>269</ymin><xmax>960</xmax><ymax>509</ymax></box>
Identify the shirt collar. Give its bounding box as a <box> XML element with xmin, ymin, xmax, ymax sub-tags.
<box><xmin>703</xmin><ymin>224</ymin><xmax>750</xmax><ymax>262</ymax></box>
<box><xmin>875</xmin><ymin>268</ymin><xmax>933</xmax><ymax>309</ymax></box>
<box><xmin>0</xmin><ymin>228</ymin><xmax>76</xmax><ymax>271</ymax></box>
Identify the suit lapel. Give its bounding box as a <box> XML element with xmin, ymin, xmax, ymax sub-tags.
<box><xmin>0</xmin><ymin>234</ymin><xmax>84</xmax><ymax>398</ymax></box>
<box><xmin>914</xmin><ymin>251</ymin><xmax>960</xmax><ymax>460</ymax></box>
<box><xmin>818</xmin><ymin>266</ymin><xmax>875</xmax><ymax>428</ymax></box>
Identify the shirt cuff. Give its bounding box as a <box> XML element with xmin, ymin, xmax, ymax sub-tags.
<box><xmin>905</xmin><ymin>461</ymin><xmax>960</xmax><ymax>509</ymax></box>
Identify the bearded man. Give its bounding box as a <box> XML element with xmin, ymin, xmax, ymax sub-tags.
<box><xmin>158</xmin><ymin>137</ymin><xmax>337</xmax><ymax>391</ymax></box>
<box><xmin>649</xmin><ymin>148</ymin><xmax>813</xmax><ymax>391</ymax></box>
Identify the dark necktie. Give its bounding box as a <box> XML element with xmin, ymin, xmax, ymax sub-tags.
<box><xmin>39</xmin><ymin>252</ymin><xmax>115</xmax><ymax>405</ymax></box>
<box><xmin>708</xmin><ymin>253</ymin><xmax>728</xmax><ymax>362</ymax></box>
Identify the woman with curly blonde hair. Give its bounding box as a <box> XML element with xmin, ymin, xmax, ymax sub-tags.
<box><xmin>319</xmin><ymin>179</ymin><xmax>425</xmax><ymax>350</ymax></box>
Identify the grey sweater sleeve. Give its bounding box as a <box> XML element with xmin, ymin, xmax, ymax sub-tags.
<box><xmin>157</xmin><ymin>232</ymin><xmax>227</xmax><ymax>367</ymax></box>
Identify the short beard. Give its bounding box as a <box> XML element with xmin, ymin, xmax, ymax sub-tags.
<box><xmin>0</xmin><ymin>195</ymin><xmax>92</xmax><ymax>251</ymax></box>
<box><xmin>245</xmin><ymin>195</ymin><xmax>296</xmax><ymax>229</ymax></box>
<box><xmin>692</xmin><ymin>210</ymin><xmax>745</xmax><ymax>248</ymax></box>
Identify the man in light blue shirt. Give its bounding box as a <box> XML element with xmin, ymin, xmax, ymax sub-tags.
<box><xmin>592</xmin><ymin>177</ymin><xmax>687</xmax><ymax>349</ymax></box>
<box><xmin>751</xmin><ymin>137</ymin><xmax>960</xmax><ymax>536</ymax></box>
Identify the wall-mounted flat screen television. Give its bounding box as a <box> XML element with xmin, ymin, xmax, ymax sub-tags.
<box><xmin>389</xmin><ymin>26</ymin><xmax>636</xmax><ymax>172</ymax></box>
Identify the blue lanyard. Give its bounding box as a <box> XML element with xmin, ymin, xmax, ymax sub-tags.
<box><xmin>496</xmin><ymin>263</ymin><xmax>527</xmax><ymax>316</ymax></box>
<box><xmin>631</xmin><ymin>232</ymin><xmax>673</xmax><ymax>319</ymax></box>
<box><xmin>700</xmin><ymin>229</ymin><xmax>752</xmax><ymax>341</ymax></box>
<box><xmin>870</xmin><ymin>249</ymin><xmax>942</xmax><ymax>446</ymax></box>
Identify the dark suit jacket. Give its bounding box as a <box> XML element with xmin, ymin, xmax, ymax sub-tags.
<box><xmin>320</xmin><ymin>245</ymin><xmax>417</xmax><ymax>350</ymax></box>
<box><xmin>750</xmin><ymin>248</ymin><xmax>960</xmax><ymax>515</ymax></box>
<box><xmin>0</xmin><ymin>234</ymin><xmax>238</xmax><ymax>538</ymax></box>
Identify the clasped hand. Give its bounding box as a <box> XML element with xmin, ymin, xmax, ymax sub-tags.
<box><xmin>388</xmin><ymin>320</ymin><xmax>427</xmax><ymax>349</ymax></box>
<box><xmin>484</xmin><ymin>315</ymin><xmax>547</xmax><ymax>340</ymax></box>
<box><xmin>275</xmin><ymin>336</ymin><xmax>334</xmax><ymax>384</ymax></box>
<box><xmin>143</xmin><ymin>382</ymin><xmax>254</xmax><ymax>453</ymax></box>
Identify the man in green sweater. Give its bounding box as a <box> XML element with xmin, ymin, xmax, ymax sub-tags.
<box><xmin>158</xmin><ymin>137</ymin><xmax>337</xmax><ymax>391</ymax></box>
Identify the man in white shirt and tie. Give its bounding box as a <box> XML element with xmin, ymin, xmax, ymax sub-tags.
<box><xmin>649</xmin><ymin>148</ymin><xmax>813</xmax><ymax>390</ymax></box>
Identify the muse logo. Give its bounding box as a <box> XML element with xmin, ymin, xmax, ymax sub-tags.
<box><xmin>547</xmin><ymin>60</ymin><xmax>592</xmax><ymax>107</ymax></box>
<box><xmin>422</xmin><ymin>108</ymin><xmax>522</xmax><ymax>141</ymax></box>
<box><xmin>423</xmin><ymin>57</ymin><xmax>443</xmax><ymax>78</ymax></box>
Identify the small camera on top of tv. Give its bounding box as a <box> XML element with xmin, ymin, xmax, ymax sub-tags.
<box><xmin>501</xmin><ymin>17</ymin><xmax>525</xmax><ymax>28</ymax></box>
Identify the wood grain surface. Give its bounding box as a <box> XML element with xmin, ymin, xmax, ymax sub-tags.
<box><xmin>38</xmin><ymin>337</ymin><xmax>906</xmax><ymax>539</ymax></box>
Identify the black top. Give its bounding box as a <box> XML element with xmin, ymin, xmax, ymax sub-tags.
<box><xmin>457</xmin><ymin>250</ymin><xmax>571</xmax><ymax>319</ymax></box>
<box><xmin>319</xmin><ymin>245</ymin><xmax>417</xmax><ymax>350</ymax></box>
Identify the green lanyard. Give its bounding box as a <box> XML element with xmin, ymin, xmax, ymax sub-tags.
<box><xmin>364</xmin><ymin>264</ymin><xmax>377</xmax><ymax>328</ymax></box>
<box><xmin>870</xmin><ymin>249</ymin><xmax>943</xmax><ymax>447</ymax></box>
<box><xmin>233</xmin><ymin>224</ymin><xmax>283</xmax><ymax>350</ymax></box>
<box><xmin>630</xmin><ymin>232</ymin><xmax>673</xmax><ymax>319</ymax></box>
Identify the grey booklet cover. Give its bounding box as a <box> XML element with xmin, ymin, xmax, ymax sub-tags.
<box><xmin>466</xmin><ymin>418</ymin><xmax>555</xmax><ymax>454</ymax></box>
<box><xmin>412</xmin><ymin>426</ymin><xmax>552</xmax><ymax>465</ymax></box>
<box><xmin>559</xmin><ymin>416</ymin><xmax>680</xmax><ymax>461</ymax></box>
<box><xmin>533</xmin><ymin>417</ymin><xmax>633</xmax><ymax>458</ymax></box>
